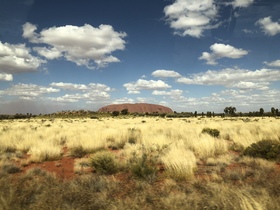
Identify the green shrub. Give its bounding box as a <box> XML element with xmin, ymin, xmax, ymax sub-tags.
<box><xmin>70</xmin><ymin>146</ymin><xmax>88</xmax><ymax>158</ymax></box>
<box><xmin>243</xmin><ymin>140</ymin><xmax>280</xmax><ymax>160</ymax></box>
<box><xmin>1</xmin><ymin>163</ymin><xmax>21</xmax><ymax>174</ymax></box>
<box><xmin>128</xmin><ymin>147</ymin><xmax>158</xmax><ymax>180</ymax></box>
<box><xmin>229</xmin><ymin>142</ymin><xmax>245</xmax><ymax>152</ymax></box>
<box><xmin>127</xmin><ymin>128</ymin><xmax>141</xmax><ymax>144</ymax></box>
<box><xmin>202</xmin><ymin>128</ymin><xmax>220</xmax><ymax>138</ymax></box>
<box><xmin>90</xmin><ymin>151</ymin><xmax>118</xmax><ymax>175</ymax></box>
<box><xmin>90</xmin><ymin>116</ymin><xmax>99</xmax><ymax>119</ymax></box>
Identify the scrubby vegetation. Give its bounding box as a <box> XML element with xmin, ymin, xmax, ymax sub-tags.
<box><xmin>201</xmin><ymin>128</ymin><xmax>220</xmax><ymax>138</ymax></box>
<box><xmin>90</xmin><ymin>150</ymin><xmax>119</xmax><ymax>175</ymax></box>
<box><xmin>0</xmin><ymin>116</ymin><xmax>280</xmax><ymax>209</ymax></box>
<box><xmin>244</xmin><ymin>139</ymin><xmax>280</xmax><ymax>161</ymax></box>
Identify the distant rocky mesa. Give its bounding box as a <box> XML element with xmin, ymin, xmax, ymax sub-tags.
<box><xmin>98</xmin><ymin>103</ymin><xmax>173</xmax><ymax>114</ymax></box>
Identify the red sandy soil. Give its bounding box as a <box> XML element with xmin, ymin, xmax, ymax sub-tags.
<box><xmin>14</xmin><ymin>148</ymin><xmax>280</xmax><ymax>181</ymax></box>
<box><xmin>98</xmin><ymin>103</ymin><xmax>173</xmax><ymax>114</ymax></box>
<box><xmin>22</xmin><ymin>156</ymin><xmax>76</xmax><ymax>179</ymax></box>
<box><xmin>18</xmin><ymin>147</ymin><xmax>76</xmax><ymax>179</ymax></box>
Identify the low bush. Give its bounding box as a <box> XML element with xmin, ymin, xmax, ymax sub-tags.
<box><xmin>1</xmin><ymin>163</ymin><xmax>21</xmax><ymax>174</ymax></box>
<box><xmin>243</xmin><ymin>140</ymin><xmax>280</xmax><ymax>160</ymax></box>
<box><xmin>128</xmin><ymin>146</ymin><xmax>158</xmax><ymax>180</ymax></box>
<box><xmin>90</xmin><ymin>116</ymin><xmax>99</xmax><ymax>119</ymax></box>
<box><xmin>127</xmin><ymin>128</ymin><xmax>141</xmax><ymax>144</ymax></box>
<box><xmin>202</xmin><ymin>128</ymin><xmax>220</xmax><ymax>138</ymax></box>
<box><xmin>90</xmin><ymin>151</ymin><xmax>119</xmax><ymax>174</ymax></box>
<box><xmin>70</xmin><ymin>146</ymin><xmax>88</xmax><ymax>158</ymax></box>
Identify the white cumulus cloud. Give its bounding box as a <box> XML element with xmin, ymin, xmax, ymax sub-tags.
<box><xmin>0</xmin><ymin>83</ymin><xmax>60</xmax><ymax>99</ymax></box>
<box><xmin>0</xmin><ymin>73</ymin><xmax>13</xmax><ymax>81</ymax></box>
<box><xmin>230</xmin><ymin>81</ymin><xmax>269</xmax><ymax>90</ymax></box>
<box><xmin>50</xmin><ymin>82</ymin><xmax>88</xmax><ymax>91</ymax></box>
<box><xmin>0</xmin><ymin>41</ymin><xmax>45</xmax><ymax>73</ymax></box>
<box><xmin>33</xmin><ymin>47</ymin><xmax>62</xmax><ymax>60</ymax></box>
<box><xmin>22</xmin><ymin>22</ymin><xmax>127</xmax><ymax>69</ymax></box>
<box><xmin>264</xmin><ymin>59</ymin><xmax>280</xmax><ymax>67</ymax></box>
<box><xmin>152</xmin><ymin>89</ymin><xmax>183</xmax><ymax>96</ymax></box>
<box><xmin>113</xmin><ymin>97</ymin><xmax>135</xmax><ymax>104</ymax></box>
<box><xmin>199</xmin><ymin>43</ymin><xmax>248</xmax><ymax>65</ymax></box>
<box><xmin>177</xmin><ymin>68</ymin><xmax>280</xmax><ymax>90</ymax></box>
<box><xmin>151</xmin><ymin>70</ymin><xmax>181</xmax><ymax>78</ymax></box>
<box><xmin>123</xmin><ymin>79</ymin><xmax>171</xmax><ymax>94</ymax></box>
<box><xmin>231</xmin><ymin>0</ymin><xmax>254</xmax><ymax>8</ymax></box>
<box><xmin>164</xmin><ymin>0</ymin><xmax>219</xmax><ymax>38</ymax></box>
<box><xmin>256</xmin><ymin>16</ymin><xmax>280</xmax><ymax>36</ymax></box>
<box><xmin>48</xmin><ymin>82</ymin><xmax>112</xmax><ymax>103</ymax></box>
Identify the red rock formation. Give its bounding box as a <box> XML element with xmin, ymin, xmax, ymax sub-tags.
<box><xmin>98</xmin><ymin>103</ymin><xmax>173</xmax><ymax>114</ymax></box>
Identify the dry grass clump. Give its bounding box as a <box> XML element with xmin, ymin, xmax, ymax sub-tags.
<box><xmin>161</xmin><ymin>141</ymin><xmax>196</xmax><ymax>180</ymax></box>
<box><xmin>205</xmin><ymin>153</ymin><xmax>233</xmax><ymax>166</ymax></box>
<box><xmin>74</xmin><ymin>158</ymin><xmax>91</xmax><ymax>174</ymax></box>
<box><xmin>28</xmin><ymin>141</ymin><xmax>62</xmax><ymax>162</ymax></box>
<box><xmin>90</xmin><ymin>150</ymin><xmax>119</xmax><ymax>175</ymax></box>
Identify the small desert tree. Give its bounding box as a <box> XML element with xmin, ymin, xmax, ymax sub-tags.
<box><xmin>271</xmin><ymin>107</ymin><xmax>276</xmax><ymax>116</ymax></box>
<box><xmin>260</xmin><ymin>108</ymin><xmax>264</xmax><ymax>116</ymax></box>
<box><xmin>112</xmin><ymin>111</ymin><xmax>120</xmax><ymax>117</ymax></box>
<box><xmin>121</xmin><ymin>108</ymin><xmax>129</xmax><ymax>115</ymax></box>
<box><xmin>224</xmin><ymin>106</ymin><xmax>236</xmax><ymax>116</ymax></box>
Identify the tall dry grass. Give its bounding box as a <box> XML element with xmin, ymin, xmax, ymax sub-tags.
<box><xmin>0</xmin><ymin>117</ymin><xmax>280</xmax><ymax>164</ymax></box>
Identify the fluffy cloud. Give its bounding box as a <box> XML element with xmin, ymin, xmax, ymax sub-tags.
<box><xmin>0</xmin><ymin>83</ymin><xmax>60</xmax><ymax>99</ymax></box>
<box><xmin>177</xmin><ymin>68</ymin><xmax>280</xmax><ymax>90</ymax></box>
<box><xmin>48</xmin><ymin>95</ymin><xmax>80</xmax><ymax>103</ymax></box>
<box><xmin>152</xmin><ymin>89</ymin><xmax>183</xmax><ymax>96</ymax></box>
<box><xmin>48</xmin><ymin>82</ymin><xmax>112</xmax><ymax>103</ymax></box>
<box><xmin>231</xmin><ymin>0</ymin><xmax>254</xmax><ymax>8</ymax></box>
<box><xmin>264</xmin><ymin>59</ymin><xmax>280</xmax><ymax>67</ymax></box>
<box><xmin>164</xmin><ymin>0</ymin><xmax>219</xmax><ymax>38</ymax></box>
<box><xmin>50</xmin><ymin>82</ymin><xmax>111</xmax><ymax>92</ymax></box>
<box><xmin>0</xmin><ymin>41</ymin><xmax>45</xmax><ymax>73</ymax></box>
<box><xmin>256</xmin><ymin>16</ymin><xmax>280</xmax><ymax>36</ymax></box>
<box><xmin>22</xmin><ymin>22</ymin><xmax>127</xmax><ymax>69</ymax></box>
<box><xmin>33</xmin><ymin>47</ymin><xmax>62</xmax><ymax>60</ymax></box>
<box><xmin>151</xmin><ymin>70</ymin><xmax>181</xmax><ymax>78</ymax></box>
<box><xmin>230</xmin><ymin>81</ymin><xmax>269</xmax><ymax>90</ymax></box>
<box><xmin>123</xmin><ymin>79</ymin><xmax>171</xmax><ymax>94</ymax></box>
<box><xmin>47</xmin><ymin>91</ymin><xmax>111</xmax><ymax>103</ymax></box>
<box><xmin>50</xmin><ymin>82</ymin><xmax>88</xmax><ymax>91</ymax></box>
<box><xmin>0</xmin><ymin>73</ymin><xmax>13</xmax><ymax>81</ymax></box>
<box><xmin>112</xmin><ymin>97</ymin><xmax>135</xmax><ymax>104</ymax></box>
<box><xmin>199</xmin><ymin>43</ymin><xmax>248</xmax><ymax>65</ymax></box>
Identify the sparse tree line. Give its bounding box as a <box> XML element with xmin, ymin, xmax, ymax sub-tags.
<box><xmin>0</xmin><ymin>106</ymin><xmax>279</xmax><ymax>120</ymax></box>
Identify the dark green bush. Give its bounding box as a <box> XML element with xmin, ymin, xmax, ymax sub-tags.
<box><xmin>243</xmin><ymin>140</ymin><xmax>280</xmax><ymax>160</ymax></box>
<box><xmin>127</xmin><ymin>128</ymin><xmax>141</xmax><ymax>144</ymax></box>
<box><xmin>90</xmin><ymin>151</ymin><xmax>119</xmax><ymax>175</ymax></box>
<box><xmin>90</xmin><ymin>116</ymin><xmax>99</xmax><ymax>119</ymax></box>
<box><xmin>70</xmin><ymin>146</ymin><xmax>88</xmax><ymax>158</ymax></box>
<box><xmin>129</xmin><ymin>147</ymin><xmax>158</xmax><ymax>180</ymax></box>
<box><xmin>201</xmin><ymin>128</ymin><xmax>220</xmax><ymax>138</ymax></box>
<box><xmin>1</xmin><ymin>164</ymin><xmax>21</xmax><ymax>174</ymax></box>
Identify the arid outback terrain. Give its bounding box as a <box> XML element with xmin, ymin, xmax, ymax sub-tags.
<box><xmin>0</xmin><ymin>115</ymin><xmax>280</xmax><ymax>209</ymax></box>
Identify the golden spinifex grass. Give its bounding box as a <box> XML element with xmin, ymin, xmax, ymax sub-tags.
<box><xmin>161</xmin><ymin>140</ymin><xmax>196</xmax><ymax>180</ymax></box>
<box><xmin>1</xmin><ymin>117</ymin><xmax>280</xmax><ymax>209</ymax></box>
<box><xmin>0</xmin><ymin>117</ymin><xmax>280</xmax><ymax>168</ymax></box>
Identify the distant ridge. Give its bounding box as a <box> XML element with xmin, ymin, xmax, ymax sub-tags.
<box><xmin>98</xmin><ymin>103</ymin><xmax>173</xmax><ymax>114</ymax></box>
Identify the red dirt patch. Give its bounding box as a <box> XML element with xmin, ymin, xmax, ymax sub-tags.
<box><xmin>22</xmin><ymin>156</ymin><xmax>76</xmax><ymax>180</ymax></box>
<box><xmin>17</xmin><ymin>147</ymin><xmax>77</xmax><ymax>180</ymax></box>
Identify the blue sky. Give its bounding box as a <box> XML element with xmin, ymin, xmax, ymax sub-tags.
<box><xmin>0</xmin><ymin>0</ymin><xmax>280</xmax><ymax>114</ymax></box>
